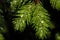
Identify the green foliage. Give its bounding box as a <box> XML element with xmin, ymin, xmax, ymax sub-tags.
<box><xmin>12</xmin><ymin>2</ymin><xmax>33</xmax><ymax>32</ymax></box>
<box><xmin>0</xmin><ymin>33</ymin><xmax>4</xmax><ymax>40</ymax></box>
<box><xmin>0</xmin><ymin>14</ymin><xmax>5</xmax><ymax>28</ymax></box>
<box><xmin>10</xmin><ymin>0</ymin><xmax>22</xmax><ymax>10</ymax></box>
<box><xmin>32</xmin><ymin>4</ymin><xmax>54</xmax><ymax>39</ymax></box>
<box><xmin>11</xmin><ymin>0</ymin><xmax>54</xmax><ymax>39</ymax></box>
<box><xmin>0</xmin><ymin>0</ymin><xmax>56</xmax><ymax>40</ymax></box>
<box><xmin>50</xmin><ymin>0</ymin><xmax>60</xmax><ymax>10</ymax></box>
<box><xmin>55</xmin><ymin>33</ymin><xmax>60</xmax><ymax>40</ymax></box>
<box><xmin>0</xmin><ymin>13</ymin><xmax>6</xmax><ymax>33</ymax></box>
<box><xmin>10</xmin><ymin>0</ymin><xmax>32</xmax><ymax>11</ymax></box>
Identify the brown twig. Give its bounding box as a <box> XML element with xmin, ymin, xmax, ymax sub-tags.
<box><xmin>34</xmin><ymin>0</ymin><xmax>40</xmax><ymax>4</ymax></box>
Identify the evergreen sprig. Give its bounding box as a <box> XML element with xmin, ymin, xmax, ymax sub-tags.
<box><xmin>0</xmin><ymin>0</ymin><xmax>56</xmax><ymax>40</ymax></box>
<box><xmin>11</xmin><ymin>0</ymin><xmax>54</xmax><ymax>39</ymax></box>
<box><xmin>32</xmin><ymin>3</ymin><xmax>54</xmax><ymax>39</ymax></box>
<box><xmin>50</xmin><ymin>0</ymin><xmax>60</xmax><ymax>10</ymax></box>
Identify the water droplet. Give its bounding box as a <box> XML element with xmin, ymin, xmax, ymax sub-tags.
<box><xmin>41</xmin><ymin>21</ymin><xmax>44</xmax><ymax>23</ymax></box>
